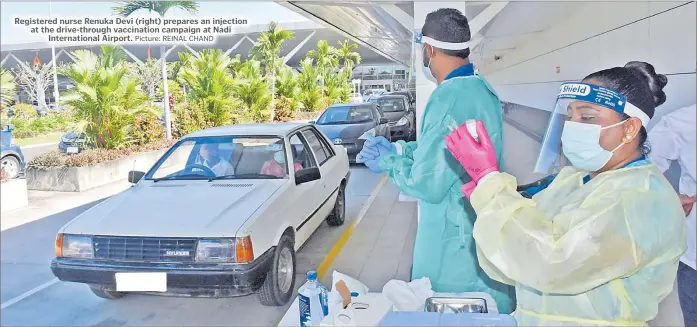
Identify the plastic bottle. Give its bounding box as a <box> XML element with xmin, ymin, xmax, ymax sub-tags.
<box><xmin>317</xmin><ymin>279</ymin><xmax>329</xmax><ymax>317</ymax></box>
<box><xmin>298</xmin><ymin>271</ymin><xmax>325</xmax><ymax>327</ymax></box>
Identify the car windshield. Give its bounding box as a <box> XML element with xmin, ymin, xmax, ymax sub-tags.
<box><xmin>145</xmin><ymin>136</ymin><xmax>288</xmax><ymax>181</ymax></box>
<box><xmin>376</xmin><ymin>98</ymin><xmax>406</xmax><ymax>112</ymax></box>
<box><xmin>316</xmin><ymin>106</ymin><xmax>373</xmax><ymax>125</ymax></box>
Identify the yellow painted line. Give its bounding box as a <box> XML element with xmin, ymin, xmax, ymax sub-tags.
<box><xmin>317</xmin><ymin>176</ymin><xmax>389</xmax><ymax>280</ymax></box>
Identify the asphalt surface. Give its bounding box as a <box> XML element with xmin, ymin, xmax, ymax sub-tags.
<box><xmin>0</xmin><ymin>166</ymin><xmax>384</xmax><ymax>326</ymax></box>
<box><xmin>20</xmin><ymin>143</ymin><xmax>58</xmax><ymax>164</ymax></box>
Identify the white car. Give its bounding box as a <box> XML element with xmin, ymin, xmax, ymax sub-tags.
<box><xmin>50</xmin><ymin>123</ymin><xmax>350</xmax><ymax>306</ymax></box>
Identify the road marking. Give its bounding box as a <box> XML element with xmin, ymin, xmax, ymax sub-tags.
<box><xmin>21</xmin><ymin>142</ymin><xmax>59</xmax><ymax>149</ymax></box>
<box><xmin>317</xmin><ymin>175</ymin><xmax>389</xmax><ymax>280</ymax></box>
<box><xmin>1</xmin><ymin>278</ymin><xmax>59</xmax><ymax>310</ymax></box>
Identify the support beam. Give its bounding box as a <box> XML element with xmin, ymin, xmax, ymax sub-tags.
<box><xmin>283</xmin><ymin>30</ymin><xmax>316</xmax><ymax>64</ymax></box>
<box><xmin>164</xmin><ymin>44</ymin><xmax>179</xmax><ymax>58</ymax></box>
<box><xmin>381</xmin><ymin>4</ymin><xmax>413</xmax><ymax>31</ymax></box>
<box><xmin>9</xmin><ymin>54</ymin><xmax>36</xmax><ymax>77</ymax></box>
<box><xmin>0</xmin><ymin>53</ymin><xmax>11</xmax><ymax>66</ymax></box>
<box><xmin>47</xmin><ymin>49</ymin><xmax>75</xmax><ymax>66</ymax></box>
<box><xmin>119</xmin><ymin>46</ymin><xmax>143</xmax><ymax>64</ymax></box>
<box><xmin>182</xmin><ymin>44</ymin><xmax>200</xmax><ymax>59</ymax></box>
<box><xmin>244</xmin><ymin>35</ymin><xmax>257</xmax><ymax>46</ymax></box>
<box><xmin>224</xmin><ymin>36</ymin><xmax>248</xmax><ymax>57</ymax></box>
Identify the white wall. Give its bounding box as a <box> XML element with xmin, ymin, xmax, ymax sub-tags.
<box><xmin>480</xmin><ymin>1</ymin><xmax>696</xmax><ymax>120</ymax></box>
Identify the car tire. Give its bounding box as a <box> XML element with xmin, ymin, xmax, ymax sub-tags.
<box><xmin>326</xmin><ymin>182</ymin><xmax>346</xmax><ymax>226</ymax></box>
<box><xmin>1</xmin><ymin>156</ymin><xmax>20</xmax><ymax>179</ymax></box>
<box><xmin>258</xmin><ymin>234</ymin><xmax>296</xmax><ymax>306</ymax></box>
<box><xmin>89</xmin><ymin>285</ymin><xmax>125</xmax><ymax>299</ymax></box>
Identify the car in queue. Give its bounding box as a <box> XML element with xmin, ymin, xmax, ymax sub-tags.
<box><xmin>384</xmin><ymin>90</ymin><xmax>416</xmax><ymax>108</ymax></box>
<box><xmin>1</xmin><ymin>124</ymin><xmax>26</xmax><ymax>179</ymax></box>
<box><xmin>50</xmin><ymin>123</ymin><xmax>350</xmax><ymax>306</ymax></box>
<box><xmin>311</xmin><ymin>103</ymin><xmax>391</xmax><ymax>163</ymax></box>
<box><xmin>58</xmin><ymin>130</ymin><xmax>87</xmax><ymax>154</ymax></box>
<box><xmin>362</xmin><ymin>88</ymin><xmax>387</xmax><ymax>102</ymax></box>
<box><xmin>374</xmin><ymin>94</ymin><xmax>416</xmax><ymax>141</ymax></box>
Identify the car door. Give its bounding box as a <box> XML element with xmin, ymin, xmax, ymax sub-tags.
<box><xmin>287</xmin><ymin>132</ymin><xmax>324</xmax><ymax>248</ymax></box>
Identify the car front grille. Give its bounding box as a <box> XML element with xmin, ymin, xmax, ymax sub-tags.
<box><xmin>93</xmin><ymin>236</ymin><xmax>197</xmax><ymax>263</ymax></box>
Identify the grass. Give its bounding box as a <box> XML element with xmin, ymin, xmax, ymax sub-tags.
<box><xmin>14</xmin><ymin>132</ymin><xmax>63</xmax><ymax>147</ymax></box>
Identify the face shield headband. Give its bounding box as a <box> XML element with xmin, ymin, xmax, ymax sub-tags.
<box><xmin>533</xmin><ymin>82</ymin><xmax>650</xmax><ymax>174</ymax></box>
<box><xmin>414</xmin><ymin>32</ymin><xmax>470</xmax><ymax>50</ymax></box>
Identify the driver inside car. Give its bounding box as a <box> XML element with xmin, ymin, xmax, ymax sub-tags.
<box><xmin>198</xmin><ymin>143</ymin><xmax>235</xmax><ymax>177</ymax></box>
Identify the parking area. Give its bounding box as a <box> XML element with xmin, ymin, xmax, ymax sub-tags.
<box><xmin>0</xmin><ymin>166</ymin><xmax>385</xmax><ymax>326</ymax></box>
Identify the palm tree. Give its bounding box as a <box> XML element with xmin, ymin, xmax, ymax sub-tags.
<box><xmin>233</xmin><ymin>60</ymin><xmax>272</xmax><ymax>123</ymax></box>
<box><xmin>0</xmin><ymin>68</ymin><xmax>16</xmax><ymax>107</ymax></box>
<box><xmin>307</xmin><ymin>40</ymin><xmax>340</xmax><ymax>102</ymax></box>
<box><xmin>249</xmin><ymin>22</ymin><xmax>295</xmax><ymax>121</ymax></box>
<box><xmin>296</xmin><ymin>58</ymin><xmax>322</xmax><ymax>112</ymax></box>
<box><xmin>60</xmin><ymin>46</ymin><xmax>151</xmax><ymax>149</ymax></box>
<box><xmin>337</xmin><ymin>40</ymin><xmax>361</xmax><ymax>72</ymax></box>
<box><xmin>112</xmin><ymin>0</ymin><xmax>199</xmax><ymax>140</ymax></box>
<box><xmin>177</xmin><ymin>49</ymin><xmax>239</xmax><ymax>126</ymax></box>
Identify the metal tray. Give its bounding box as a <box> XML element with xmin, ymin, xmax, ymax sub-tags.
<box><xmin>424</xmin><ymin>297</ymin><xmax>488</xmax><ymax>313</ymax></box>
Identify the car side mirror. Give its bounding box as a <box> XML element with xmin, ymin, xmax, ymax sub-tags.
<box><xmin>295</xmin><ymin>167</ymin><xmax>321</xmax><ymax>185</ymax></box>
<box><xmin>128</xmin><ymin>170</ymin><xmax>145</xmax><ymax>184</ymax></box>
<box><xmin>5</xmin><ymin>124</ymin><xmax>14</xmax><ymax>132</ymax></box>
<box><xmin>379</xmin><ymin>117</ymin><xmax>389</xmax><ymax>124</ymax></box>
<box><xmin>308</xmin><ymin>120</ymin><xmax>316</xmax><ymax>124</ymax></box>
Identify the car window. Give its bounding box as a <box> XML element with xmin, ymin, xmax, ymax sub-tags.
<box><xmin>376</xmin><ymin>98</ymin><xmax>406</xmax><ymax>112</ymax></box>
<box><xmin>312</xmin><ymin>127</ymin><xmax>335</xmax><ymax>158</ymax></box>
<box><xmin>290</xmin><ymin>133</ymin><xmax>317</xmax><ymax>169</ymax></box>
<box><xmin>302</xmin><ymin>129</ymin><xmax>330</xmax><ymax>166</ymax></box>
<box><xmin>147</xmin><ymin>136</ymin><xmax>286</xmax><ymax>180</ymax></box>
<box><xmin>316</xmin><ymin>106</ymin><xmax>373</xmax><ymax>125</ymax></box>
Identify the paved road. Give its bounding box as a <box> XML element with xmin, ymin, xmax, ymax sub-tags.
<box><xmin>0</xmin><ymin>166</ymin><xmax>385</xmax><ymax>326</ymax></box>
<box><xmin>20</xmin><ymin>143</ymin><xmax>58</xmax><ymax>164</ymax></box>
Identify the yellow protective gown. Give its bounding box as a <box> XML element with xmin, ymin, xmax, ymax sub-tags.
<box><xmin>470</xmin><ymin>163</ymin><xmax>687</xmax><ymax>326</ymax></box>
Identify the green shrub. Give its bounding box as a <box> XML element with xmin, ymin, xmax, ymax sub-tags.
<box><xmin>273</xmin><ymin>96</ymin><xmax>297</xmax><ymax>122</ymax></box>
<box><xmin>13</xmin><ymin>103</ymin><xmax>36</xmax><ymax>119</ymax></box>
<box><xmin>8</xmin><ymin>116</ymin><xmax>36</xmax><ymax>138</ymax></box>
<box><xmin>28</xmin><ymin>139</ymin><xmax>177</xmax><ymax>170</ymax></box>
<box><xmin>173</xmin><ymin>102</ymin><xmax>211</xmax><ymax>137</ymax></box>
<box><xmin>131</xmin><ymin>113</ymin><xmax>164</xmax><ymax>145</ymax></box>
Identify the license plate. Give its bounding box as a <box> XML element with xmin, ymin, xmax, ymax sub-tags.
<box><xmin>66</xmin><ymin>146</ymin><xmax>79</xmax><ymax>154</ymax></box>
<box><xmin>115</xmin><ymin>272</ymin><xmax>167</xmax><ymax>292</ymax></box>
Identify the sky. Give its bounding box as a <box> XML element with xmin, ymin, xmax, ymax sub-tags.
<box><xmin>0</xmin><ymin>1</ymin><xmax>309</xmax><ymax>45</ymax></box>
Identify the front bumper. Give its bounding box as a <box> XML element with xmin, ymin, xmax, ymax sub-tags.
<box><xmin>389</xmin><ymin>124</ymin><xmax>410</xmax><ymax>140</ymax></box>
<box><xmin>50</xmin><ymin>248</ymin><xmax>275</xmax><ymax>297</ymax></box>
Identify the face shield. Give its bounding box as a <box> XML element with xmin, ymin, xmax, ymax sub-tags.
<box><xmin>414</xmin><ymin>32</ymin><xmax>470</xmax><ymax>82</ymax></box>
<box><xmin>534</xmin><ymin>82</ymin><xmax>651</xmax><ymax>174</ymax></box>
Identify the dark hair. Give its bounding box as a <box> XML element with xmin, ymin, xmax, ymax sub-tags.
<box><xmin>422</xmin><ymin>8</ymin><xmax>471</xmax><ymax>59</ymax></box>
<box><xmin>582</xmin><ymin>61</ymin><xmax>668</xmax><ymax>155</ymax></box>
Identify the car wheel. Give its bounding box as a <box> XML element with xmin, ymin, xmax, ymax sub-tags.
<box><xmin>258</xmin><ymin>234</ymin><xmax>296</xmax><ymax>306</ymax></box>
<box><xmin>326</xmin><ymin>182</ymin><xmax>346</xmax><ymax>226</ymax></box>
<box><xmin>1</xmin><ymin>156</ymin><xmax>20</xmax><ymax>179</ymax></box>
<box><xmin>89</xmin><ymin>285</ymin><xmax>125</xmax><ymax>299</ymax></box>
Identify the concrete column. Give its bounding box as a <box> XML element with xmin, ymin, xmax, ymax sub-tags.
<box><xmin>409</xmin><ymin>2</ymin><xmax>468</xmax><ymax>221</ymax></box>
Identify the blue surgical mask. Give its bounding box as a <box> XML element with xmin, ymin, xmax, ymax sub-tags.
<box><xmin>274</xmin><ymin>151</ymin><xmax>285</xmax><ymax>164</ymax></box>
<box><xmin>561</xmin><ymin>120</ymin><xmax>627</xmax><ymax>171</ymax></box>
<box><xmin>422</xmin><ymin>46</ymin><xmax>436</xmax><ymax>83</ymax></box>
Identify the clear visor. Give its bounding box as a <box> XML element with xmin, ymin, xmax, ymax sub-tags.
<box><xmin>533</xmin><ymin>98</ymin><xmax>574</xmax><ymax>174</ymax></box>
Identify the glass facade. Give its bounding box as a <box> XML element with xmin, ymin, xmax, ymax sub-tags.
<box><xmin>351</xmin><ymin>64</ymin><xmax>413</xmax><ymax>92</ymax></box>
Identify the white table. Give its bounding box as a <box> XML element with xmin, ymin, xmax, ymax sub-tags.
<box><xmin>278</xmin><ymin>293</ymin><xmax>394</xmax><ymax>327</ymax></box>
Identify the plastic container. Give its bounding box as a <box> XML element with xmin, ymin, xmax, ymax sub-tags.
<box><xmin>299</xmin><ymin>271</ymin><xmax>325</xmax><ymax>327</ymax></box>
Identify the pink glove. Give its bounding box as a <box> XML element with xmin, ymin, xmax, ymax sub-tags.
<box><xmin>445</xmin><ymin>120</ymin><xmax>499</xmax><ymax>184</ymax></box>
<box><xmin>461</xmin><ymin>181</ymin><xmax>477</xmax><ymax>199</ymax></box>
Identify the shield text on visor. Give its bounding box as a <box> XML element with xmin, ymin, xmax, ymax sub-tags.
<box><xmin>534</xmin><ymin>82</ymin><xmax>651</xmax><ymax>174</ymax></box>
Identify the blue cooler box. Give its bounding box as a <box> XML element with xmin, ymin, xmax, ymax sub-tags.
<box><xmin>378</xmin><ymin>312</ymin><xmax>517</xmax><ymax>327</ymax></box>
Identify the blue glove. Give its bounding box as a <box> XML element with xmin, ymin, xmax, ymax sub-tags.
<box><xmin>356</xmin><ymin>135</ymin><xmax>396</xmax><ymax>173</ymax></box>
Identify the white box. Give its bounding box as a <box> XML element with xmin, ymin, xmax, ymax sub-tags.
<box><xmin>115</xmin><ymin>272</ymin><xmax>167</xmax><ymax>292</ymax></box>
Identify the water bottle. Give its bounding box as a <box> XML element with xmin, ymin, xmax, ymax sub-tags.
<box><xmin>298</xmin><ymin>271</ymin><xmax>324</xmax><ymax>327</ymax></box>
<box><xmin>317</xmin><ymin>279</ymin><xmax>329</xmax><ymax>317</ymax></box>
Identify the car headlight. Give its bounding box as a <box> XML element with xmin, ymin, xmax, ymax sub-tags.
<box><xmin>195</xmin><ymin>236</ymin><xmax>254</xmax><ymax>263</ymax></box>
<box><xmin>395</xmin><ymin>117</ymin><xmax>409</xmax><ymax>126</ymax></box>
<box><xmin>55</xmin><ymin>234</ymin><xmax>93</xmax><ymax>259</ymax></box>
<box><xmin>358</xmin><ymin>128</ymin><xmax>376</xmax><ymax>140</ymax></box>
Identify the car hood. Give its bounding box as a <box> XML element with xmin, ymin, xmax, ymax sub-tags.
<box><xmin>62</xmin><ymin>179</ymin><xmax>287</xmax><ymax>238</ymax></box>
<box><xmin>316</xmin><ymin>122</ymin><xmax>374</xmax><ymax>140</ymax></box>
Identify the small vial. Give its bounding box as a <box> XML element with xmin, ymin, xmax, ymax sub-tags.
<box><xmin>466</xmin><ymin>119</ymin><xmax>479</xmax><ymax>142</ymax></box>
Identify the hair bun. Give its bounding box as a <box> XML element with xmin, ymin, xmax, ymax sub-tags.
<box><xmin>624</xmin><ymin>61</ymin><xmax>668</xmax><ymax>107</ymax></box>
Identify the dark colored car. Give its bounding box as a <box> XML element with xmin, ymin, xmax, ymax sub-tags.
<box><xmin>312</xmin><ymin>103</ymin><xmax>391</xmax><ymax>163</ymax></box>
<box><xmin>385</xmin><ymin>90</ymin><xmax>416</xmax><ymax>108</ymax></box>
<box><xmin>1</xmin><ymin>124</ymin><xmax>26</xmax><ymax>179</ymax></box>
<box><xmin>375</xmin><ymin>95</ymin><xmax>416</xmax><ymax>141</ymax></box>
<box><xmin>58</xmin><ymin>131</ymin><xmax>87</xmax><ymax>154</ymax></box>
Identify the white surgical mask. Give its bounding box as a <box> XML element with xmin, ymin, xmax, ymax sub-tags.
<box><xmin>561</xmin><ymin>120</ymin><xmax>628</xmax><ymax>171</ymax></box>
<box><xmin>274</xmin><ymin>151</ymin><xmax>285</xmax><ymax>164</ymax></box>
